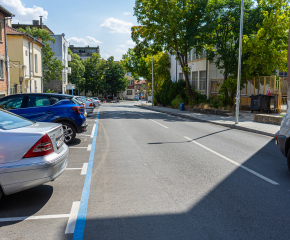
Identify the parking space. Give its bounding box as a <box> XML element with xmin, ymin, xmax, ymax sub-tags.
<box><xmin>0</xmin><ymin>107</ymin><xmax>100</xmax><ymax>240</ymax></box>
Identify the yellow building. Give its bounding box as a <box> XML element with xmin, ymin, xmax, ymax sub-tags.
<box><xmin>7</xmin><ymin>26</ymin><xmax>44</xmax><ymax>94</ymax></box>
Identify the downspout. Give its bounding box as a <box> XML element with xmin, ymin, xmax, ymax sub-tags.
<box><xmin>29</xmin><ymin>39</ymin><xmax>36</xmax><ymax>93</ymax></box>
<box><xmin>4</xmin><ymin>18</ymin><xmax>9</xmax><ymax>95</ymax></box>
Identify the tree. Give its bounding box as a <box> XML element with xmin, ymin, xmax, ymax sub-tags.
<box><xmin>103</xmin><ymin>57</ymin><xmax>128</xmax><ymax>96</ymax></box>
<box><xmin>243</xmin><ymin>0</ymin><xmax>290</xmax><ymax>77</ymax></box>
<box><xmin>68</xmin><ymin>48</ymin><xmax>85</xmax><ymax>93</ymax></box>
<box><xmin>133</xmin><ymin>0</ymin><xmax>208</xmax><ymax>99</ymax></box>
<box><xmin>17</xmin><ymin>27</ymin><xmax>64</xmax><ymax>83</ymax></box>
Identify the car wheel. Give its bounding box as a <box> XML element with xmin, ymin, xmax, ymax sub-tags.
<box><xmin>0</xmin><ymin>187</ymin><xmax>3</xmax><ymax>200</ymax></box>
<box><xmin>61</xmin><ymin>122</ymin><xmax>76</xmax><ymax>145</ymax></box>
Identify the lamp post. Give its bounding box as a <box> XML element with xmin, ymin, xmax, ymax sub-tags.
<box><xmin>235</xmin><ymin>0</ymin><xmax>244</xmax><ymax>124</ymax></box>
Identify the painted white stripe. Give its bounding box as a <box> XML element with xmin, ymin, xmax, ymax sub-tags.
<box><xmin>69</xmin><ymin>147</ymin><xmax>88</xmax><ymax>149</ymax></box>
<box><xmin>87</xmin><ymin>144</ymin><xmax>92</xmax><ymax>151</ymax></box>
<box><xmin>65</xmin><ymin>201</ymin><xmax>80</xmax><ymax>234</ymax></box>
<box><xmin>81</xmin><ymin>163</ymin><xmax>88</xmax><ymax>175</ymax></box>
<box><xmin>91</xmin><ymin>124</ymin><xmax>96</xmax><ymax>138</ymax></box>
<box><xmin>0</xmin><ymin>214</ymin><xmax>70</xmax><ymax>222</ymax></box>
<box><xmin>65</xmin><ymin>168</ymin><xmax>82</xmax><ymax>170</ymax></box>
<box><xmin>184</xmin><ymin>136</ymin><xmax>279</xmax><ymax>185</ymax></box>
<box><xmin>150</xmin><ymin>119</ymin><xmax>168</xmax><ymax>129</ymax></box>
<box><xmin>78</xmin><ymin>134</ymin><xmax>91</xmax><ymax>137</ymax></box>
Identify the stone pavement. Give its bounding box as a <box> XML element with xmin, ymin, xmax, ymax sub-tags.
<box><xmin>136</xmin><ymin>103</ymin><xmax>280</xmax><ymax>137</ymax></box>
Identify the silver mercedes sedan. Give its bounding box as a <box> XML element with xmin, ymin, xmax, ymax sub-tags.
<box><xmin>0</xmin><ymin>109</ymin><xmax>69</xmax><ymax>199</ymax></box>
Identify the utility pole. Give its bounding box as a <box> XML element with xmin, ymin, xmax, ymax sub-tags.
<box><xmin>235</xmin><ymin>0</ymin><xmax>244</xmax><ymax>124</ymax></box>
<box><xmin>152</xmin><ymin>55</ymin><xmax>153</xmax><ymax>108</ymax></box>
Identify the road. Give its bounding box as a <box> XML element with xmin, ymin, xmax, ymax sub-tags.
<box><xmin>1</xmin><ymin>102</ymin><xmax>290</xmax><ymax>239</ymax></box>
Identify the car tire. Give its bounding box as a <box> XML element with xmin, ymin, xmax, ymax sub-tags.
<box><xmin>61</xmin><ymin>122</ymin><xmax>76</xmax><ymax>145</ymax></box>
<box><xmin>0</xmin><ymin>187</ymin><xmax>3</xmax><ymax>200</ymax></box>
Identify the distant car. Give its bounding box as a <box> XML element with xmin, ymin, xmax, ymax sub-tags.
<box><xmin>90</xmin><ymin>97</ymin><xmax>100</xmax><ymax>106</ymax></box>
<box><xmin>0</xmin><ymin>93</ymin><xmax>88</xmax><ymax>144</ymax></box>
<box><xmin>0</xmin><ymin>109</ymin><xmax>68</xmax><ymax>200</ymax></box>
<box><xmin>74</xmin><ymin>96</ymin><xmax>94</xmax><ymax>114</ymax></box>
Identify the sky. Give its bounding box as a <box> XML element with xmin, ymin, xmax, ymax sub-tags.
<box><xmin>0</xmin><ymin>0</ymin><xmax>138</xmax><ymax>61</ymax></box>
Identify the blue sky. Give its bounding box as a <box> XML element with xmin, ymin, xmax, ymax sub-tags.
<box><xmin>1</xmin><ymin>0</ymin><xmax>138</xmax><ymax>60</ymax></box>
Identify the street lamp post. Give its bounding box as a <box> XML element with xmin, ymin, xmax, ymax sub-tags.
<box><xmin>152</xmin><ymin>55</ymin><xmax>153</xmax><ymax>108</ymax></box>
<box><xmin>235</xmin><ymin>0</ymin><xmax>244</xmax><ymax>124</ymax></box>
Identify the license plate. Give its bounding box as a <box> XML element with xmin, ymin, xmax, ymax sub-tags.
<box><xmin>56</xmin><ymin>134</ymin><xmax>64</xmax><ymax>149</ymax></box>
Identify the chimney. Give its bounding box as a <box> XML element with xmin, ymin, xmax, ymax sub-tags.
<box><xmin>40</xmin><ymin>16</ymin><xmax>43</xmax><ymax>29</ymax></box>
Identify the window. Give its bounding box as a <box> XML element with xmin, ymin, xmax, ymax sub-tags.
<box><xmin>50</xmin><ymin>97</ymin><xmax>60</xmax><ymax>105</ymax></box>
<box><xmin>0</xmin><ymin>109</ymin><xmax>32</xmax><ymax>130</ymax></box>
<box><xmin>90</xmin><ymin>50</ymin><xmax>95</xmax><ymax>53</ymax></box>
<box><xmin>192</xmin><ymin>72</ymin><xmax>198</xmax><ymax>90</ymax></box>
<box><xmin>28</xmin><ymin>96</ymin><xmax>51</xmax><ymax>108</ymax></box>
<box><xmin>188</xmin><ymin>50</ymin><xmax>192</xmax><ymax>62</ymax></box>
<box><xmin>179</xmin><ymin>73</ymin><xmax>184</xmax><ymax>80</ymax></box>
<box><xmin>30</xmin><ymin>53</ymin><xmax>32</xmax><ymax>73</ymax></box>
<box><xmin>35</xmin><ymin>80</ymin><xmax>37</xmax><ymax>92</ymax></box>
<box><xmin>25</xmin><ymin>50</ymin><xmax>28</xmax><ymax>56</ymax></box>
<box><xmin>199</xmin><ymin>71</ymin><xmax>206</xmax><ymax>91</ymax></box>
<box><xmin>192</xmin><ymin>48</ymin><xmax>197</xmax><ymax>60</ymax></box>
<box><xmin>35</xmin><ymin>54</ymin><xmax>38</xmax><ymax>73</ymax></box>
<box><xmin>127</xmin><ymin>90</ymin><xmax>133</xmax><ymax>95</ymax></box>
<box><xmin>0</xmin><ymin>60</ymin><xmax>3</xmax><ymax>78</ymax></box>
<box><xmin>0</xmin><ymin>96</ymin><xmax>24</xmax><ymax>110</ymax></box>
<box><xmin>79</xmin><ymin>49</ymin><xmax>85</xmax><ymax>53</ymax></box>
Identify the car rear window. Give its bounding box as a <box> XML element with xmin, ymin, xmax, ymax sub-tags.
<box><xmin>0</xmin><ymin>109</ymin><xmax>33</xmax><ymax>130</ymax></box>
<box><xmin>71</xmin><ymin>97</ymin><xmax>83</xmax><ymax>105</ymax></box>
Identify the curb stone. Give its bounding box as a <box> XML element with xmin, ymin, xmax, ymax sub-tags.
<box><xmin>136</xmin><ymin>105</ymin><xmax>276</xmax><ymax>138</ymax></box>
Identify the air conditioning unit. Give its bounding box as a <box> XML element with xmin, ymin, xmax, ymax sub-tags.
<box><xmin>67</xmin><ymin>55</ymin><xmax>72</xmax><ymax>61</ymax></box>
<box><xmin>67</xmin><ymin>67</ymin><xmax>71</xmax><ymax>74</ymax></box>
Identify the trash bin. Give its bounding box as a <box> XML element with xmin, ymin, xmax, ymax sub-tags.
<box><xmin>180</xmin><ymin>103</ymin><xmax>185</xmax><ymax>111</ymax></box>
<box><xmin>250</xmin><ymin>95</ymin><xmax>271</xmax><ymax>113</ymax></box>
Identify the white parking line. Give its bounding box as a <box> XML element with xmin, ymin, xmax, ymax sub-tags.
<box><xmin>91</xmin><ymin>124</ymin><xmax>96</xmax><ymax>138</ymax></box>
<box><xmin>87</xmin><ymin>144</ymin><xmax>92</xmax><ymax>151</ymax></box>
<box><xmin>65</xmin><ymin>201</ymin><xmax>80</xmax><ymax>234</ymax></box>
<box><xmin>0</xmin><ymin>214</ymin><xmax>70</xmax><ymax>222</ymax></box>
<box><xmin>66</xmin><ymin>168</ymin><xmax>82</xmax><ymax>170</ymax></box>
<box><xmin>69</xmin><ymin>147</ymin><xmax>87</xmax><ymax>149</ymax></box>
<box><xmin>150</xmin><ymin>119</ymin><xmax>168</xmax><ymax>129</ymax></box>
<box><xmin>81</xmin><ymin>163</ymin><xmax>88</xmax><ymax>175</ymax></box>
<box><xmin>184</xmin><ymin>136</ymin><xmax>279</xmax><ymax>185</ymax></box>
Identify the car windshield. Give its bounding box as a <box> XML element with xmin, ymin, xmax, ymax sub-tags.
<box><xmin>0</xmin><ymin>109</ymin><xmax>33</xmax><ymax>130</ymax></box>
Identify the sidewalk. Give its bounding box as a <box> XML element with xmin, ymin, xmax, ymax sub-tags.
<box><xmin>136</xmin><ymin>103</ymin><xmax>280</xmax><ymax>137</ymax></box>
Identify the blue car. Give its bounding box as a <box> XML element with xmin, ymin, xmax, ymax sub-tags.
<box><xmin>0</xmin><ymin>93</ymin><xmax>88</xmax><ymax>144</ymax></box>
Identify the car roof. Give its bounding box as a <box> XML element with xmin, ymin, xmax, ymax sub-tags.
<box><xmin>2</xmin><ymin>93</ymin><xmax>74</xmax><ymax>98</ymax></box>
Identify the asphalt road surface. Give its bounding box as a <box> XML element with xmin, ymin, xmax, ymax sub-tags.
<box><xmin>1</xmin><ymin>102</ymin><xmax>290</xmax><ymax>240</ymax></box>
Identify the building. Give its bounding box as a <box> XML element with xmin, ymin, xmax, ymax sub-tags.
<box><xmin>69</xmin><ymin>45</ymin><xmax>100</xmax><ymax>60</ymax></box>
<box><xmin>12</xmin><ymin>17</ymin><xmax>54</xmax><ymax>34</ymax></box>
<box><xmin>0</xmin><ymin>6</ymin><xmax>14</xmax><ymax>97</ymax></box>
<box><xmin>170</xmin><ymin>48</ymin><xmax>224</xmax><ymax>99</ymax></box>
<box><xmin>118</xmin><ymin>72</ymin><xmax>136</xmax><ymax>100</ymax></box>
<box><xmin>7</xmin><ymin>26</ymin><xmax>45</xmax><ymax>94</ymax></box>
<box><xmin>44</xmin><ymin>34</ymin><xmax>71</xmax><ymax>94</ymax></box>
<box><xmin>135</xmin><ymin>80</ymin><xmax>149</xmax><ymax>99</ymax></box>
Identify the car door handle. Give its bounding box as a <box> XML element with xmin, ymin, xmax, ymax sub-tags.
<box><xmin>46</xmin><ymin>111</ymin><xmax>53</xmax><ymax>114</ymax></box>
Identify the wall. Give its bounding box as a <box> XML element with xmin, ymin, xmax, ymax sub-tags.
<box><xmin>0</xmin><ymin>13</ymin><xmax>7</xmax><ymax>97</ymax></box>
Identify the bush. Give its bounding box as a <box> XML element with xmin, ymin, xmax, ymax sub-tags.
<box><xmin>192</xmin><ymin>91</ymin><xmax>207</xmax><ymax>105</ymax></box>
<box><xmin>171</xmin><ymin>94</ymin><xmax>184</xmax><ymax>109</ymax></box>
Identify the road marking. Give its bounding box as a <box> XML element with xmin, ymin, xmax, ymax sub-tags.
<box><xmin>0</xmin><ymin>214</ymin><xmax>70</xmax><ymax>222</ymax></box>
<box><xmin>87</xmin><ymin>144</ymin><xmax>92</xmax><ymax>151</ymax></box>
<box><xmin>73</xmin><ymin>107</ymin><xmax>100</xmax><ymax>240</ymax></box>
<box><xmin>81</xmin><ymin>163</ymin><xmax>88</xmax><ymax>175</ymax></box>
<box><xmin>66</xmin><ymin>168</ymin><xmax>82</xmax><ymax>170</ymax></box>
<box><xmin>150</xmin><ymin>119</ymin><xmax>168</xmax><ymax>129</ymax></box>
<box><xmin>69</xmin><ymin>147</ymin><xmax>88</xmax><ymax>149</ymax></box>
<box><xmin>78</xmin><ymin>134</ymin><xmax>91</xmax><ymax>137</ymax></box>
<box><xmin>65</xmin><ymin>201</ymin><xmax>80</xmax><ymax>234</ymax></box>
<box><xmin>184</xmin><ymin>136</ymin><xmax>279</xmax><ymax>185</ymax></box>
<box><xmin>91</xmin><ymin>124</ymin><xmax>96</xmax><ymax>138</ymax></box>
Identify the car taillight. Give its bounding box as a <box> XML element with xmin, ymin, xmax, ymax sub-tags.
<box><xmin>89</xmin><ymin>103</ymin><xmax>93</xmax><ymax>107</ymax></box>
<box><xmin>23</xmin><ymin>134</ymin><xmax>54</xmax><ymax>158</ymax></box>
<box><xmin>71</xmin><ymin>106</ymin><xmax>84</xmax><ymax>114</ymax></box>
<box><xmin>88</xmin><ymin>99</ymin><xmax>92</xmax><ymax>101</ymax></box>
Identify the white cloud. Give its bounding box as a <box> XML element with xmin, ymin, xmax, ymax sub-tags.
<box><xmin>123</xmin><ymin>12</ymin><xmax>131</xmax><ymax>15</ymax></box>
<box><xmin>116</xmin><ymin>48</ymin><xmax>127</xmax><ymax>55</ymax></box>
<box><xmin>67</xmin><ymin>36</ymin><xmax>103</xmax><ymax>46</ymax></box>
<box><xmin>119</xmin><ymin>39</ymin><xmax>135</xmax><ymax>49</ymax></box>
<box><xmin>100</xmin><ymin>18</ymin><xmax>133</xmax><ymax>34</ymax></box>
<box><xmin>0</xmin><ymin>0</ymin><xmax>48</xmax><ymax>24</ymax></box>
<box><xmin>102</xmin><ymin>53</ymin><xmax>111</xmax><ymax>59</ymax></box>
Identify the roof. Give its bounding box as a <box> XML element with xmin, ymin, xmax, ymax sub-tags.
<box><xmin>12</xmin><ymin>24</ymin><xmax>54</xmax><ymax>34</ymax></box>
<box><xmin>134</xmin><ymin>80</ymin><xmax>147</xmax><ymax>85</ymax></box>
<box><xmin>0</xmin><ymin>5</ymin><xmax>15</xmax><ymax>17</ymax></box>
<box><xmin>7</xmin><ymin>27</ymin><xmax>45</xmax><ymax>47</ymax></box>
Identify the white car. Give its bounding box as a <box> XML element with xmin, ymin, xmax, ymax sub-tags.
<box><xmin>90</xmin><ymin>97</ymin><xmax>100</xmax><ymax>107</ymax></box>
<box><xmin>74</xmin><ymin>96</ymin><xmax>94</xmax><ymax>115</ymax></box>
<box><xmin>277</xmin><ymin>113</ymin><xmax>290</xmax><ymax>171</ymax></box>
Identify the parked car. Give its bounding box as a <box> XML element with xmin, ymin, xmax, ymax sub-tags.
<box><xmin>0</xmin><ymin>93</ymin><xmax>88</xmax><ymax>144</ymax></box>
<box><xmin>75</xmin><ymin>96</ymin><xmax>94</xmax><ymax>114</ymax></box>
<box><xmin>89</xmin><ymin>97</ymin><xmax>100</xmax><ymax>107</ymax></box>
<box><xmin>0</xmin><ymin>108</ymin><xmax>69</xmax><ymax>200</ymax></box>
<box><xmin>277</xmin><ymin>113</ymin><xmax>290</xmax><ymax>171</ymax></box>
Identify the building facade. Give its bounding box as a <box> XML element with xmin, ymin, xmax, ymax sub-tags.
<box><xmin>7</xmin><ymin>26</ymin><xmax>44</xmax><ymax>94</ymax></box>
<box><xmin>0</xmin><ymin>6</ymin><xmax>14</xmax><ymax>98</ymax></box>
<box><xmin>118</xmin><ymin>72</ymin><xmax>135</xmax><ymax>100</ymax></box>
<box><xmin>12</xmin><ymin>17</ymin><xmax>54</xmax><ymax>34</ymax></box>
<box><xmin>69</xmin><ymin>45</ymin><xmax>100</xmax><ymax>60</ymax></box>
<box><xmin>44</xmin><ymin>34</ymin><xmax>71</xmax><ymax>94</ymax></box>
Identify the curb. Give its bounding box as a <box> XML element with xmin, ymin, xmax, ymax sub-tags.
<box><xmin>136</xmin><ymin>105</ymin><xmax>276</xmax><ymax>138</ymax></box>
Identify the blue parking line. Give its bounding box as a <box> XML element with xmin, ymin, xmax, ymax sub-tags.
<box><xmin>73</xmin><ymin>108</ymin><xmax>100</xmax><ymax>240</ymax></box>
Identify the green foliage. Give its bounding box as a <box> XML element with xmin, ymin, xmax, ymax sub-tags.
<box><xmin>171</xmin><ymin>95</ymin><xmax>184</xmax><ymax>109</ymax></box>
<box><xmin>45</xmin><ymin>89</ymin><xmax>54</xmax><ymax>93</ymax></box>
<box><xmin>68</xmin><ymin>48</ymin><xmax>85</xmax><ymax>91</ymax></box>
<box><xmin>103</xmin><ymin>56</ymin><xmax>128</xmax><ymax>96</ymax></box>
<box><xmin>17</xmin><ymin>27</ymin><xmax>64</xmax><ymax>83</ymax></box>
<box><xmin>191</xmin><ymin>91</ymin><xmax>207</xmax><ymax>105</ymax></box>
<box><xmin>133</xmin><ymin>0</ymin><xmax>209</xmax><ymax>99</ymax></box>
<box><xmin>243</xmin><ymin>0</ymin><xmax>290</xmax><ymax>77</ymax></box>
